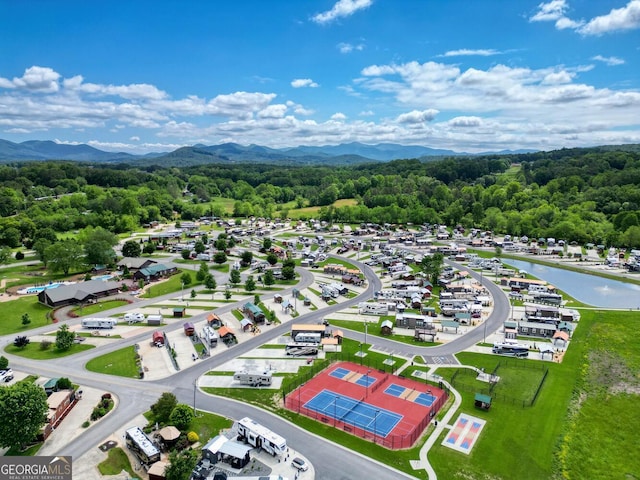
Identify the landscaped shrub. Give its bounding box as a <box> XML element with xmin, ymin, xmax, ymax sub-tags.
<box><xmin>39</xmin><ymin>340</ymin><xmax>52</xmax><ymax>350</ymax></box>
<box><xmin>187</xmin><ymin>431</ymin><xmax>199</xmax><ymax>443</ymax></box>
<box><xmin>91</xmin><ymin>407</ymin><xmax>106</xmax><ymax>421</ymax></box>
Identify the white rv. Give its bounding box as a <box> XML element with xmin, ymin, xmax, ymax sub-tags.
<box><xmin>201</xmin><ymin>326</ymin><xmax>219</xmax><ymax>347</ymax></box>
<box><xmin>293</xmin><ymin>332</ymin><xmax>322</xmax><ymax>344</ymax></box>
<box><xmin>233</xmin><ymin>369</ymin><xmax>272</xmax><ymax>387</ymax></box>
<box><xmin>236</xmin><ymin>417</ymin><xmax>287</xmax><ymax>456</ymax></box>
<box><xmin>81</xmin><ymin>318</ymin><xmax>117</xmax><ymax>329</ymax></box>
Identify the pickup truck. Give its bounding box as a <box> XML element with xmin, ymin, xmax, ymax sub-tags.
<box><xmin>0</xmin><ymin>369</ymin><xmax>14</xmax><ymax>382</ymax></box>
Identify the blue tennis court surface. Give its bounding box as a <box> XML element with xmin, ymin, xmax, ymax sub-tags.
<box><xmin>304</xmin><ymin>389</ymin><xmax>402</xmax><ymax>437</ymax></box>
<box><xmin>355</xmin><ymin>374</ymin><xmax>376</xmax><ymax>387</ymax></box>
<box><xmin>330</xmin><ymin>367</ymin><xmax>350</xmax><ymax>379</ymax></box>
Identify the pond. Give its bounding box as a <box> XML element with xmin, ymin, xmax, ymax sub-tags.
<box><xmin>501</xmin><ymin>259</ymin><xmax>640</xmax><ymax>309</ymax></box>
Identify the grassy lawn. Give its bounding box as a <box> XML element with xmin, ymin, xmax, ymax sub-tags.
<box><xmin>86</xmin><ymin>345</ymin><xmax>140</xmax><ymax>378</ymax></box>
<box><xmin>6</xmin><ymin>442</ymin><xmax>43</xmax><ymax>456</ymax></box>
<box><xmin>70</xmin><ymin>299</ymin><xmax>130</xmax><ymax>316</ymax></box>
<box><xmin>140</xmin><ymin>271</ymin><xmax>203</xmax><ymax>298</ymax></box>
<box><xmin>4</xmin><ymin>342</ymin><xmax>94</xmax><ymax>359</ymax></box>
<box><xmin>0</xmin><ymin>296</ymin><xmax>53</xmax><ymax>335</ymax></box>
<box><xmin>97</xmin><ymin>447</ymin><xmax>135</xmax><ymax>477</ymax></box>
<box><xmin>189</xmin><ymin>411</ymin><xmax>234</xmax><ymax>441</ymax></box>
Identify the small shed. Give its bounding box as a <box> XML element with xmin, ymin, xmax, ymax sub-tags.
<box><xmin>273</xmin><ymin>294</ymin><xmax>283</xmax><ymax>304</ymax></box>
<box><xmin>173</xmin><ymin>306</ymin><xmax>186</xmax><ymax>318</ymax></box>
<box><xmin>474</xmin><ymin>393</ymin><xmax>492</xmax><ymax>411</ymax></box>
<box><xmin>332</xmin><ymin>329</ymin><xmax>344</xmax><ymax>344</ymax></box>
<box><xmin>183</xmin><ymin>322</ymin><xmax>195</xmax><ymax>336</ymax></box>
<box><xmin>380</xmin><ymin>319</ymin><xmax>393</xmax><ymax>336</ymax></box>
<box><xmin>240</xmin><ymin>318</ymin><xmax>253</xmax><ymax>332</ymax></box>
<box><xmin>553</xmin><ymin>330</ymin><xmax>570</xmax><ymax>347</ymax></box>
<box><xmin>148</xmin><ymin>460</ymin><xmax>168</xmax><ymax>480</ymax></box>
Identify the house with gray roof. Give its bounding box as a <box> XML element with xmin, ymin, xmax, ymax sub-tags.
<box><xmin>117</xmin><ymin>257</ymin><xmax>157</xmax><ymax>271</ymax></box>
<box><xmin>38</xmin><ymin>279</ymin><xmax>121</xmax><ymax>308</ymax></box>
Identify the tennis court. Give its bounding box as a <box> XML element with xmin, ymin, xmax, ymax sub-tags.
<box><xmin>330</xmin><ymin>366</ymin><xmax>378</xmax><ymax>387</ymax></box>
<box><xmin>304</xmin><ymin>389</ymin><xmax>402</xmax><ymax>437</ymax></box>
<box><xmin>384</xmin><ymin>383</ymin><xmax>436</xmax><ymax>407</ymax></box>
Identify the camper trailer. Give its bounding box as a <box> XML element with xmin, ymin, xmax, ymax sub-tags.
<box><xmin>236</xmin><ymin>417</ymin><xmax>286</xmax><ymax>456</ymax></box>
<box><xmin>81</xmin><ymin>318</ymin><xmax>117</xmax><ymax>329</ymax></box>
<box><xmin>293</xmin><ymin>332</ymin><xmax>322</xmax><ymax>344</ymax></box>
<box><xmin>233</xmin><ymin>369</ymin><xmax>273</xmax><ymax>387</ymax></box>
<box><xmin>201</xmin><ymin>326</ymin><xmax>219</xmax><ymax>347</ymax></box>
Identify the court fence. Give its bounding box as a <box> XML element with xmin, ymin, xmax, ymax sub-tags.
<box><xmin>281</xmin><ymin>353</ymin><xmax>448</xmax><ymax>450</ymax></box>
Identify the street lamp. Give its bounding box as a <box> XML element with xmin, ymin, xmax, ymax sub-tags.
<box><xmin>359</xmin><ymin>343</ymin><xmax>363</xmax><ymax>365</ymax></box>
<box><xmin>181</xmin><ymin>281</ymin><xmax>184</xmax><ymax>301</ymax></box>
<box><xmin>364</xmin><ymin>321</ymin><xmax>368</xmax><ymax>346</ymax></box>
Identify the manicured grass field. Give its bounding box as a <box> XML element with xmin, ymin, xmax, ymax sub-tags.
<box><xmin>98</xmin><ymin>447</ymin><xmax>135</xmax><ymax>477</ymax></box>
<box><xmin>328</xmin><ymin>318</ymin><xmax>441</xmax><ymax>347</ymax></box>
<box><xmin>0</xmin><ymin>296</ymin><xmax>53</xmax><ymax>335</ymax></box>
<box><xmin>140</xmin><ymin>271</ymin><xmax>202</xmax><ymax>298</ymax></box>
<box><xmin>5</xmin><ymin>342</ymin><xmax>94</xmax><ymax>359</ymax></box>
<box><xmin>70</xmin><ymin>299</ymin><xmax>130</xmax><ymax>316</ymax></box>
<box><xmin>86</xmin><ymin>345</ymin><xmax>140</xmax><ymax>378</ymax></box>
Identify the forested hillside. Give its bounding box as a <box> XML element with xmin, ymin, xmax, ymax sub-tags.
<box><xmin>0</xmin><ymin>146</ymin><xmax>639</xmax><ymax>251</ymax></box>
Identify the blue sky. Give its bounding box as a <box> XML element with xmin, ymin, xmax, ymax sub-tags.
<box><xmin>0</xmin><ymin>0</ymin><xmax>639</xmax><ymax>153</ymax></box>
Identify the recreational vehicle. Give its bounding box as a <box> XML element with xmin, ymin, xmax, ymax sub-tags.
<box><xmin>125</xmin><ymin>426</ymin><xmax>160</xmax><ymax>464</ymax></box>
<box><xmin>81</xmin><ymin>318</ymin><xmax>117</xmax><ymax>329</ymax></box>
<box><xmin>492</xmin><ymin>341</ymin><xmax>529</xmax><ymax>358</ymax></box>
<box><xmin>201</xmin><ymin>326</ymin><xmax>219</xmax><ymax>347</ymax></box>
<box><xmin>285</xmin><ymin>342</ymin><xmax>319</xmax><ymax>356</ymax></box>
<box><xmin>236</xmin><ymin>417</ymin><xmax>287</xmax><ymax>456</ymax></box>
<box><xmin>233</xmin><ymin>370</ymin><xmax>273</xmax><ymax>387</ymax></box>
<box><xmin>293</xmin><ymin>332</ymin><xmax>322</xmax><ymax>344</ymax></box>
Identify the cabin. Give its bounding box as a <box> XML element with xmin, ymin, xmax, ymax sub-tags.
<box><xmin>243</xmin><ymin>302</ymin><xmax>265</xmax><ymax>323</ymax></box>
<box><xmin>207</xmin><ymin>313</ymin><xmax>223</xmax><ymax>328</ymax></box>
<box><xmin>133</xmin><ymin>263</ymin><xmax>178</xmax><ymax>283</ymax></box>
<box><xmin>474</xmin><ymin>393</ymin><xmax>492</xmax><ymax>411</ymax></box>
<box><xmin>218</xmin><ymin>326</ymin><xmax>237</xmax><ymax>346</ymax></box>
<box><xmin>38</xmin><ymin>279</ymin><xmax>121</xmax><ymax>308</ymax></box>
<box><xmin>40</xmin><ymin>389</ymin><xmax>77</xmax><ymax>440</ymax></box>
<box><xmin>380</xmin><ymin>319</ymin><xmax>393</xmax><ymax>336</ymax></box>
<box><xmin>183</xmin><ymin>322</ymin><xmax>195</xmax><ymax>336</ymax></box>
<box><xmin>173</xmin><ymin>306</ymin><xmax>186</xmax><ymax>318</ymax></box>
<box><xmin>152</xmin><ymin>331</ymin><xmax>165</xmax><ymax>347</ymax></box>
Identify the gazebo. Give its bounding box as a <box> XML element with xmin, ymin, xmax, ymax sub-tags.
<box><xmin>474</xmin><ymin>393</ymin><xmax>492</xmax><ymax>411</ymax></box>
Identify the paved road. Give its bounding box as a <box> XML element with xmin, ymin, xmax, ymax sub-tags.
<box><xmin>3</xmin><ymin>255</ymin><xmax>494</xmax><ymax>480</ymax></box>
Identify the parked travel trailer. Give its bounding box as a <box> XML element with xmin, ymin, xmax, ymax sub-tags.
<box><xmin>201</xmin><ymin>326</ymin><xmax>219</xmax><ymax>347</ymax></box>
<box><xmin>285</xmin><ymin>342</ymin><xmax>319</xmax><ymax>356</ymax></box>
<box><xmin>152</xmin><ymin>331</ymin><xmax>165</xmax><ymax>347</ymax></box>
<box><xmin>81</xmin><ymin>318</ymin><xmax>117</xmax><ymax>329</ymax></box>
<box><xmin>236</xmin><ymin>417</ymin><xmax>287</xmax><ymax>456</ymax></box>
<box><xmin>124</xmin><ymin>312</ymin><xmax>145</xmax><ymax>323</ymax></box>
<box><xmin>233</xmin><ymin>369</ymin><xmax>273</xmax><ymax>387</ymax></box>
<box><xmin>293</xmin><ymin>332</ymin><xmax>322</xmax><ymax>344</ymax></box>
<box><xmin>125</xmin><ymin>426</ymin><xmax>160</xmax><ymax>464</ymax></box>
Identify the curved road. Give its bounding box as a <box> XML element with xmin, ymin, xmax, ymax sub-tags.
<box><xmin>4</xmin><ymin>255</ymin><xmax>504</xmax><ymax>480</ymax></box>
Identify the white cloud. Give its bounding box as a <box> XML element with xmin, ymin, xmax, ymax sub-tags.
<box><xmin>530</xmin><ymin>0</ymin><xmax>570</xmax><ymax>22</ymax></box>
<box><xmin>257</xmin><ymin>104</ymin><xmax>288</xmax><ymax>119</ymax></box>
<box><xmin>441</xmin><ymin>49</ymin><xmax>501</xmax><ymax>57</ymax></box>
<box><xmin>129</xmin><ymin>136</ymin><xmax>140</xmax><ymax>141</ymax></box>
<box><xmin>291</xmin><ymin>78</ymin><xmax>319</xmax><ymax>88</ymax></box>
<box><xmin>448</xmin><ymin>116</ymin><xmax>483</xmax><ymax>127</ymax></box>
<box><xmin>312</xmin><ymin>0</ymin><xmax>373</xmax><ymax>25</ymax></box>
<box><xmin>396</xmin><ymin>109</ymin><xmax>439</xmax><ymax>124</ymax></box>
<box><xmin>0</xmin><ymin>66</ymin><xmax>61</xmax><ymax>92</ymax></box>
<box><xmin>592</xmin><ymin>55</ymin><xmax>626</xmax><ymax>66</ymax></box>
<box><xmin>578</xmin><ymin>0</ymin><xmax>640</xmax><ymax>35</ymax></box>
<box><xmin>338</xmin><ymin>42</ymin><xmax>365</xmax><ymax>54</ymax></box>
<box><xmin>331</xmin><ymin>113</ymin><xmax>347</xmax><ymax>121</ymax></box>
<box><xmin>359</xmin><ymin>110</ymin><xmax>374</xmax><ymax>116</ymax></box>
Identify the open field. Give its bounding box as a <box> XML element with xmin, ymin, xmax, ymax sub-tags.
<box><xmin>0</xmin><ymin>296</ymin><xmax>52</xmax><ymax>335</ymax></box>
<box><xmin>5</xmin><ymin>342</ymin><xmax>94</xmax><ymax>359</ymax></box>
<box><xmin>287</xmin><ymin>198</ymin><xmax>358</xmax><ymax>219</ymax></box>
<box><xmin>86</xmin><ymin>345</ymin><xmax>140</xmax><ymax>378</ymax></box>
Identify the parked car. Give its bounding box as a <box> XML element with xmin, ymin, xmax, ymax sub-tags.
<box><xmin>0</xmin><ymin>369</ymin><xmax>14</xmax><ymax>382</ymax></box>
<box><xmin>291</xmin><ymin>457</ymin><xmax>309</xmax><ymax>471</ymax></box>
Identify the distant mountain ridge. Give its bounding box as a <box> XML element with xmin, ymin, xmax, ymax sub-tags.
<box><xmin>0</xmin><ymin>138</ymin><xmax>541</xmax><ymax>165</ymax></box>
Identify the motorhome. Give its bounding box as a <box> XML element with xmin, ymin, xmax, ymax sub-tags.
<box><xmin>293</xmin><ymin>332</ymin><xmax>322</xmax><ymax>344</ymax></box>
<box><xmin>81</xmin><ymin>318</ymin><xmax>117</xmax><ymax>329</ymax></box>
<box><xmin>125</xmin><ymin>426</ymin><xmax>160</xmax><ymax>464</ymax></box>
<box><xmin>236</xmin><ymin>417</ymin><xmax>287</xmax><ymax>457</ymax></box>
<box><xmin>492</xmin><ymin>341</ymin><xmax>529</xmax><ymax>358</ymax></box>
<box><xmin>285</xmin><ymin>342</ymin><xmax>319</xmax><ymax>356</ymax></box>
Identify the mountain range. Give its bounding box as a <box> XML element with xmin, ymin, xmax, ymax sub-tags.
<box><xmin>0</xmin><ymin>138</ymin><xmax>536</xmax><ymax>166</ymax></box>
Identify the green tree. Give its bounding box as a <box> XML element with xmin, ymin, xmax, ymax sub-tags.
<box><xmin>421</xmin><ymin>252</ymin><xmax>444</xmax><ymax>285</ymax></box>
<box><xmin>21</xmin><ymin>313</ymin><xmax>31</xmax><ymax>327</ymax></box>
<box><xmin>194</xmin><ymin>240</ymin><xmax>206</xmax><ymax>254</ymax></box>
<box><xmin>45</xmin><ymin>240</ymin><xmax>85</xmax><ymax>275</ymax></box>
<box><xmin>81</xmin><ymin>226</ymin><xmax>118</xmax><ymax>266</ymax></box>
<box><xmin>266</xmin><ymin>252</ymin><xmax>278</xmax><ymax>266</ymax></box>
<box><xmin>224</xmin><ymin>288</ymin><xmax>232</xmax><ymax>300</ymax></box>
<box><xmin>164</xmin><ymin>449</ymin><xmax>198</xmax><ymax>480</ymax></box>
<box><xmin>0</xmin><ymin>356</ymin><xmax>8</xmax><ymax>370</ymax></box>
<box><xmin>0</xmin><ymin>246</ymin><xmax>12</xmax><ymax>265</ymax></box>
<box><xmin>13</xmin><ymin>336</ymin><xmax>29</xmax><ymax>349</ymax></box>
<box><xmin>0</xmin><ymin>381</ymin><xmax>49</xmax><ymax>450</ymax></box>
<box><xmin>143</xmin><ymin>242</ymin><xmax>156</xmax><ymax>254</ymax></box>
<box><xmin>190</xmin><ymin>289</ymin><xmax>197</xmax><ymax>299</ymax></box>
<box><xmin>263</xmin><ymin>269</ymin><xmax>275</xmax><ymax>286</ymax></box>
<box><xmin>196</xmin><ymin>262</ymin><xmax>209</xmax><ymax>282</ymax></box>
<box><xmin>214</xmin><ymin>237</ymin><xmax>227</xmax><ymax>251</ymax></box>
<box><xmin>56</xmin><ymin>377</ymin><xmax>73</xmax><ymax>390</ymax></box>
<box><xmin>230</xmin><ymin>269</ymin><xmax>241</xmax><ymax>285</ymax></box>
<box><xmin>262</xmin><ymin>238</ymin><xmax>272</xmax><ymax>251</ymax></box>
<box><xmin>245</xmin><ymin>275</ymin><xmax>256</xmax><ymax>292</ymax></box>
<box><xmin>55</xmin><ymin>324</ymin><xmax>75</xmax><ymax>351</ymax></box>
<box><xmin>180</xmin><ymin>272</ymin><xmax>192</xmax><ymax>286</ymax></box>
<box><xmin>241</xmin><ymin>250</ymin><xmax>253</xmax><ymax>266</ymax></box>
<box><xmin>32</xmin><ymin>238</ymin><xmax>52</xmax><ymax>266</ymax></box>
<box><xmin>151</xmin><ymin>392</ymin><xmax>178</xmax><ymax>424</ymax></box>
<box><xmin>181</xmin><ymin>249</ymin><xmax>191</xmax><ymax>260</ymax></box>
<box><xmin>169</xmin><ymin>403</ymin><xmax>194</xmax><ymax>431</ymax></box>
<box><xmin>205</xmin><ymin>274</ymin><xmax>217</xmax><ymax>291</ymax></box>
<box><xmin>122</xmin><ymin>240</ymin><xmax>141</xmax><ymax>258</ymax></box>
<box><xmin>213</xmin><ymin>251</ymin><xmax>227</xmax><ymax>264</ymax></box>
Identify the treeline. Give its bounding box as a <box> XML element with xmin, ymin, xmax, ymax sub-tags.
<box><xmin>0</xmin><ymin>146</ymin><xmax>639</xmax><ymax>249</ymax></box>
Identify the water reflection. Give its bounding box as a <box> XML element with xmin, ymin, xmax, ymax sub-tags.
<box><xmin>502</xmin><ymin>259</ymin><xmax>640</xmax><ymax>308</ymax></box>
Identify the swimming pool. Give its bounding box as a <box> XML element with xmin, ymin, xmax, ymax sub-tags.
<box><xmin>17</xmin><ymin>281</ymin><xmax>76</xmax><ymax>295</ymax></box>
